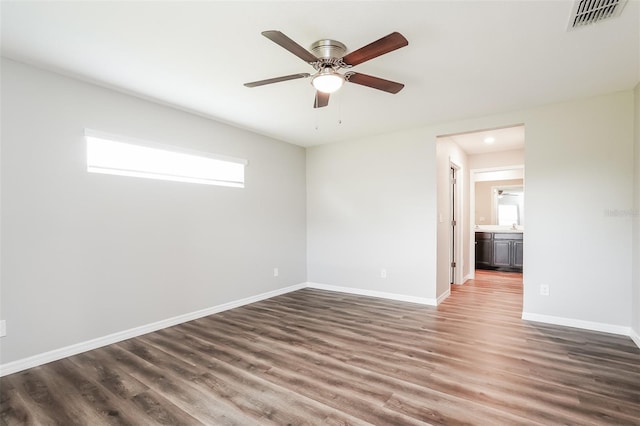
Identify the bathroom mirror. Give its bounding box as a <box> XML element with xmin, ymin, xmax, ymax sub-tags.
<box><xmin>474</xmin><ymin>176</ymin><xmax>524</xmax><ymax>226</ymax></box>
<box><xmin>493</xmin><ymin>185</ymin><xmax>524</xmax><ymax>226</ymax></box>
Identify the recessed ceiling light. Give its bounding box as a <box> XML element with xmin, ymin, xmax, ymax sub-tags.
<box><xmin>484</xmin><ymin>136</ymin><xmax>495</xmax><ymax>144</ymax></box>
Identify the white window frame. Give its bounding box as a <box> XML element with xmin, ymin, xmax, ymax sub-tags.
<box><xmin>85</xmin><ymin>129</ymin><xmax>247</xmax><ymax>188</ymax></box>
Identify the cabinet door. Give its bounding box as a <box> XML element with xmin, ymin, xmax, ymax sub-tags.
<box><xmin>475</xmin><ymin>233</ymin><xmax>493</xmax><ymax>268</ymax></box>
<box><xmin>512</xmin><ymin>240</ymin><xmax>524</xmax><ymax>268</ymax></box>
<box><xmin>476</xmin><ymin>240</ymin><xmax>493</xmax><ymax>267</ymax></box>
<box><xmin>493</xmin><ymin>240</ymin><xmax>512</xmax><ymax>267</ymax></box>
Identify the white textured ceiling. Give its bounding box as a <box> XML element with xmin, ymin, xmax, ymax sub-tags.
<box><xmin>1</xmin><ymin>1</ymin><xmax>638</xmax><ymax>147</ymax></box>
<box><xmin>441</xmin><ymin>125</ymin><xmax>525</xmax><ymax>155</ymax></box>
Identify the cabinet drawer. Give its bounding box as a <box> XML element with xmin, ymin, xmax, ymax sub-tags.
<box><xmin>475</xmin><ymin>232</ymin><xmax>493</xmax><ymax>240</ymax></box>
<box><xmin>494</xmin><ymin>233</ymin><xmax>523</xmax><ymax>240</ymax></box>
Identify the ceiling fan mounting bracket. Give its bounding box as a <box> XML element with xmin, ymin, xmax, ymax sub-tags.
<box><xmin>312</xmin><ymin>57</ymin><xmax>350</xmax><ymax>72</ymax></box>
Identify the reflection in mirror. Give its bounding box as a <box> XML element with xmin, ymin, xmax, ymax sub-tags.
<box><xmin>494</xmin><ymin>186</ymin><xmax>524</xmax><ymax>226</ymax></box>
<box><xmin>474</xmin><ymin>177</ymin><xmax>524</xmax><ymax>226</ymax></box>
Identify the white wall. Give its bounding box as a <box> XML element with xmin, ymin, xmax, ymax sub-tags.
<box><xmin>633</xmin><ymin>82</ymin><xmax>640</xmax><ymax>343</ymax></box>
<box><xmin>306</xmin><ymin>130</ymin><xmax>438</xmax><ymax>301</ymax></box>
<box><xmin>521</xmin><ymin>92</ymin><xmax>633</xmax><ymax>328</ymax></box>
<box><xmin>308</xmin><ymin>90</ymin><xmax>635</xmax><ymax>329</ymax></box>
<box><xmin>0</xmin><ymin>59</ymin><xmax>307</xmax><ymax>364</ymax></box>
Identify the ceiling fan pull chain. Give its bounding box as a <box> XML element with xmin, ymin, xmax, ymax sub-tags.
<box><xmin>315</xmin><ymin>94</ymin><xmax>320</xmax><ymax>130</ymax></box>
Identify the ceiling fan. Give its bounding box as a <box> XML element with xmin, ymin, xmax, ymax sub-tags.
<box><xmin>496</xmin><ymin>189</ymin><xmax>522</xmax><ymax>198</ymax></box>
<box><xmin>244</xmin><ymin>30</ymin><xmax>408</xmax><ymax>108</ymax></box>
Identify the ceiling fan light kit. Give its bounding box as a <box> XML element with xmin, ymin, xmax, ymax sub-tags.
<box><xmin>312</xmin><ymin>69</ymin><xmax>344</xmax><ymax>93</ymax></box>
<box><xmin>244</xmin><ymin>30</ymin><xmax>408</xmax><ymax>108</ymax></box>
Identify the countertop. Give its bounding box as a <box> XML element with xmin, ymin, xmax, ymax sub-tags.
<box><xmin>475</xmin><ymin>226</ymin><xmax>524</xmax><ymax>233</ymax></box>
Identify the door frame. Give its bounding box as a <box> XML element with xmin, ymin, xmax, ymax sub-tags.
<box><xmin>449</xmin><ymin>160</ymin><xmax>464</xmax><ymax>286</ymax></box>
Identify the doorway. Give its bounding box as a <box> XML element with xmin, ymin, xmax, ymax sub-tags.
<box><xmin>436</xmin><ymin>124</ymin><xmax>525</xmax><ymax>296</ymax></box>
<box><xmin>469</xmin><ymin>165</ymin><xmax>525</xmax><ymax>279</ymax></box>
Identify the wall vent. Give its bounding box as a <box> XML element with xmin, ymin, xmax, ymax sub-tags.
<box><xmin>567</xmin><ymin>0</ymin><xmax>628</xmax><ymax>30</ymax></box>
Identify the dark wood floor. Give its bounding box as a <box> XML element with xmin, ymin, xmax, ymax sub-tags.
<box><xmin>2</xmin><ymin>271</ymin><xmax>639</xmax><ymax>425</ymax></box>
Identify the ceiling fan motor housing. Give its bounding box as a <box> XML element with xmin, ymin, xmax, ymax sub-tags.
<box><xmin>310</xmin><ymin>39</ymin><xmax>347</xmax><ymax>60</ymax></box>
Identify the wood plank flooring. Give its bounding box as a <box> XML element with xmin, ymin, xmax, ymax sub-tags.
<box><xmin>2</xmin><ymin>270</ymin><xmax>639</xmax><ymax>425</ymax></box>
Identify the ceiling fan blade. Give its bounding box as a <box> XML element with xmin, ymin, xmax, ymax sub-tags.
<box><xmin>244</xmin><ymin>73</ymin><xmax>310</xmax><ymax>88</ymax></box>
<box><xmin>342</xmin><ymin>32</ymin><xmax>408</xmax><ymax>67</ymax></box>
<box><xmin>346</xmin><ymin>72</ymin><xmax>405</xmax><ymax>94</ymax></box>
<box><xmin>262</xmin><ymin>30</ymin><xmax>318</xmax><ymax>64</ymax></box>
<box><xmin>314</xmin><ymin>91</ymin><xmax>330</xmax><ymax>108</ymax></box>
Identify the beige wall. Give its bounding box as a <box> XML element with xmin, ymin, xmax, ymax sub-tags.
<box><xmin>475</xmin><ymin>179</ymin><xmax>524</xmax><ymax>225</ymax></box>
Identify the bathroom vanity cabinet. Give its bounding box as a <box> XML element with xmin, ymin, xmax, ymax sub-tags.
<box><xmin>475</xmin><ymin>231</ymin><xmax>523</xmax><ymax>272</ymax></box>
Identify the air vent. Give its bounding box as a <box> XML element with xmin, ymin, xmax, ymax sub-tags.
<box><xmin>568</xmin><ymin>0</ymin><xmax>628</xmax><ymax>30</ymax></box>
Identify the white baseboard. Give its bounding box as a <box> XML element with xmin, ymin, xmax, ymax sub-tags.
<box><xmin>436</xmin><ymin>288</ymin><xmax>451</xmax><ymax>305</ymax></box>
<box><xmin>522</xmin><ymin>312</ymin><xmax>632</xmax><ymax>336</ymax></box>
<box><xmin>306</xmin><ymin>282</ymin><xmax>438</xmax><ymax>306</ymax></box>
<box><xmin>0</xmin><ymin>282</ymin><xmax>307</xmax><ymax>377</ymax></box>
<box><xmin>8</xmin><ymin>283</ymin><xmax>633</xmax><ymax>377</ymax></box>
<box><xmin>631</xmin><ymin>328</ymin><xmax>640</xmax><ymax>349</ymax></box>
<box><xmin>463</xmin><ymin>274</ymin><xmax>473</xmax><ymax>283</ymax></box>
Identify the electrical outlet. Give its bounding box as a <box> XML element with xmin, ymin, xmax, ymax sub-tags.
<box><xmin>0</xmin><ymin>320</ymin><xmax>6</xmax><ymax>337</ymax></box>
<box><xmin>381</xmin><ymin>268</ymin><xmax>387</xmax><ymax>279</ymax></box>
<box><xmin>539</xmin><ymin>284</ymin><xmax>550</xmax><ymax>296</ymax></box>
<box><xmin>273</xmin><ymin>267</ymin><xmax>279</xmax><ymax>277</ymax></box>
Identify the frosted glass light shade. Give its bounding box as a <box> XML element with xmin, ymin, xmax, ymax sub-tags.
<box><xmin>312</xmin><ymin>71</ymin><xmax>344</xmax><ymax>93</ymax></box>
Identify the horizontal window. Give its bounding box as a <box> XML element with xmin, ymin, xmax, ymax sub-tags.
<box><xmin>85</xmin><ymin>130</ymin><xmax>246</xmax><ymax>188</ymax></box>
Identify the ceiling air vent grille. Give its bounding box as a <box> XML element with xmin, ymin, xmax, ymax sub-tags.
<box><xmin>568</xmin><ymin>0</ymin><xmax>628</xmax><ymax>30</ymax></box>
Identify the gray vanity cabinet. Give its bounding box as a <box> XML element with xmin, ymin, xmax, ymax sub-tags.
<box><xmin>475</xmin><ymin>232</ymin><xmax>523</xmax><ymax>272</ymax></box>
